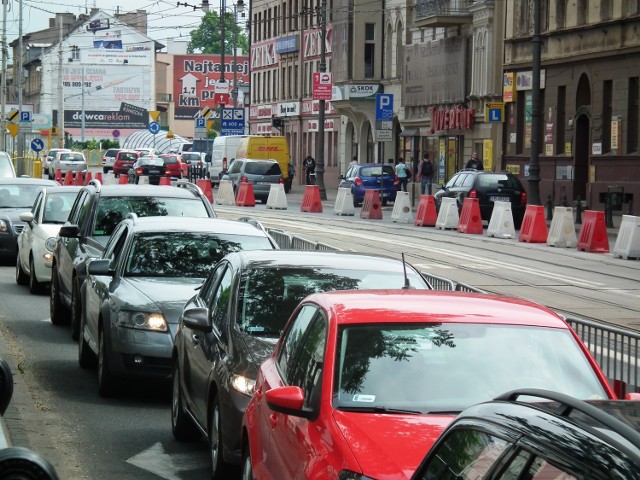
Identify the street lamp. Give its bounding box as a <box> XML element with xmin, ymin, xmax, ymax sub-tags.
<box><xmin>231</xmin><ymin>0</ymin><xmax>245</xmax><ymax>108</ymax></box>
<box><xmin>220</xmin><ymin>0</ymin><xmax>244</xmax><ymax>108</ymax></box>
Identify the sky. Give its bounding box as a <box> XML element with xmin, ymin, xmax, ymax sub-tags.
<box><xmin>4</xmin><ymin>0</ymin><xmax>216</xmax><ymax>55</ymax></box>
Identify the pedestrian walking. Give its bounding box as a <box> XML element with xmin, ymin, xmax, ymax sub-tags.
<box><xmin>303</xmin><ymin>155</ymin><xmax>316</xmax><ymax>185</ymax></box>
<box><xmin>395</xmin><ymin>158</ymin><xmax>411</xmax><ymax>192</ymax></box>
<box><xmin>417</xmin><ymin>153</ymin><xmax>434</xmax><ymax>195</ymax></box>
<box><xmin>465</xmin><ymin>151</ymin><xmax>484</xmax><ymax>170</ymax></box>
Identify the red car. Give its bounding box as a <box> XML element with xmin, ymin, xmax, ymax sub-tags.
<box><xmin>112</xmin><ymin>150</ymin><xmax>140</xmax><ymax>176</ymax></box>
<box><xmin>160</xmin><ymin>154</ymin><xmax>188</xmax><ymax>179</ymax></box>
<box><xmin>241</xmin><ymin>291</ymin><xmax>615</xmax><ymax>480</ymax></box>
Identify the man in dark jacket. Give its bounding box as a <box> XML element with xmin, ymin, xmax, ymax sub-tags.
<box><xmin>465</xmin><ymin>151</ymin><xmax>484</xmax><ymax>170</ymax></box>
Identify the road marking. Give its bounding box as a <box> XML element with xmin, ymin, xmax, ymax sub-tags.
<box><xmin>127</xmin><ymin>442</ymin><xmax>208</xmax><ymax>480</ymax></box>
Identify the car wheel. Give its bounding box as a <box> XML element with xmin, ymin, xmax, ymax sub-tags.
<box><xmin>98</xmin><ymin>327</ymin><xmax>116</xmax><ymax>397</ymax></box>
<box><xmin>103</xmin><ymin>167</ymin><xmax>109</xmax><ymax>174</ymax></box>
<box><xmin>50</xmin><ymin>265</ymin><xmax>69</xmax><ymax>326</ymax></box>
<box><xmin>209</xmin><ymin>396</ymin><xmax>229</xmax><ymax>480</ymax></box>
<box><xmin>382</xmin><ymin>198</ymin><xmax>388</xmax><ymax>206</ymax></box>
<box><xmin>15</xmin><ymin>254</ymin><xmax>28</xmax><ymax>286</ymax></box>
<box><xmin>241</xmin><ymin>447</ymin><xmax>254</xmax><ymax>480</ymax></box>
<box><xmin>78</xmin><ymin>313</ymin><xmax>96</xmax><ymax>369</ymax></box>
<box><xmin>70</xmin><ymin>277</ymin><xmax>82</xmax><ymax>341</ymax></box>
<box><xmin>28</xmin><ymin>257</ymin><xmax>44</xmax><ymax>294</ymax></box>
<box><xmin>171</xmin><ymin>362</ymin><xmax>200</xmax><ymax>441</ymax></box>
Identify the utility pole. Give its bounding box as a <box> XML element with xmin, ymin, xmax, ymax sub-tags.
<box><xmin>219</xmin><ymin>0</ymin><xmax>226</xmax><ymax>105</ymax></box>
<box><xmin>17</xmin><ymin>0</ymin><xmax>24</xmax><ymax>165</ymax></box>
<box><xmin>315</xmin><ymin>0</ymin><xmax>327</xmax><ymax>200</ymax></box>
<box><xmin>1</xmin><ymin>0</ymin><xmax>8</xmax><ymax>152</ymax></box>
<box><xmin>57</xmin><ymin>18</ymin><xmax>65</xmax><ymax>148</ymax></box>
<box><xmin>529</xmin><ymin>0</ymin><xmax>542</xmax><ymax>205</ymax></box>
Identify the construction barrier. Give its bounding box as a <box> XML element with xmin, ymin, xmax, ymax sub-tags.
<box><xmin>54</xmin><ymin>169</ymin><xmax>62</xmax><ymax>183</ymax></box>
<box><xmin>518</xmin><ymin>205</ymin><xmax>548</xmax><ymax>243</ymax></box>
<box><xmin>63</xmin><ymin>171</ymin><xmax>74</xmax><ymax>186</ymax></box>
<box><xmin>457</xmin><ymin>197</ymin><xmax>483</xmax><ymax>234</ymax></box>
<box><xmin>613</xmin><ymin>215</ymin><xmax>640</xmax><ymax>260</ymax></box>
<box><xmin>546</xmin><ymin>207</ymin><xmax>577</xmax><ymax>248</ymax></box>
<box><xmin>301</xmin><ymin>185</ymin><xmax>323</xmax><ymax>213</ymax></box>
<box><xmin>94</xmin><ymin>172</ymin><xmax>103</xmax><ymax>184</ymax></box>
<box><xmin>236</xmin><ymin>181</ymin><xmax>256</xmax><ymax>207</ymax></box>
<box><xmin>103</xmin><ymin>173</ymin><xmax>116</xmax><ymax>185</ymax></box>
<box><xmin>159</xmin><ymin>176</ymin><xmax>171</xmax><ymax>186</ymax></box>
<box><xmin>333</xmin><ymin>188</ymin><xmax>355</xmax><ymax>216</ymax></box>
<box><xmin>84</xmin><ymin>171</ymin><xmax>92</xmax><ymax>185</ymax></box>
<box><xmin>197</xmin><ymin>179</ymin><xmax>214</xmax><ymax>203</ymax></box>
<box><xmin>360</xmin><ymin>190</ymin><xmax>382</xmax><ymax>220</ymax></box>
<box><xmin>216</xmin><ymin>180</ymin><xmax>236</xmax><ymax>206</ymax></box>
<box><xmin>74</xmin><ymin>171</ymin><xmax>84</xmax><ymax>186</ymax></box>
<box><xmin>119</xmin><ymin>174</ymin><xmax>130</xmax><ymax>184</ymax></box>
<box><xmin>487</xmin><ymin>201</ymin><xmax>516</xmax><ymax>239</ymax></box>
<box><xmin>435</xmin><ymin>197</ymin><xmax>459</xmax><ymax>230</ymax></box>
<box><xmin>414</xmin><ymin>195</ymin><xmax>438</xmax><ymax>227</ymax></box>
<box><xmin>138</xmin><ymin>176</ymin><xmax>150</xmax><ymax>185</ymax></box>
<box><xmin>577</xmin><ymin>210</ymin><xmax>609</xmax><ymax>253</ymax></box>
<box><xmin>266</xmin><ymin>184</ymin><xmax>288</xmax><ymax>210</ymax></box>
<box><xmin>391</xmin><ymin>192</ymin><xmax>413</xmax><ymax>224</ymax></box>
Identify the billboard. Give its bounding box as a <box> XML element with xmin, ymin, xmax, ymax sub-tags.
<box><xmin>173</xmin><ymin>54</ymin><xmax>250</xmax><ymax>120</ymax></box>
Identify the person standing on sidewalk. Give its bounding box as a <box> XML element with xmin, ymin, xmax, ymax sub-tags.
<box><xmin>417</xmin><ymin>153</ymin><xmax>434</xmax><ymax>195</ymax></box>
<box><xmin>395</xmin><ymin>158</ymin><xmax>411</xmax><ymax>192</ymax></box>
<box><xmin>303</xmin><ymin>155</ymin><xmax>316</xmax><ymax>185</ymax></box>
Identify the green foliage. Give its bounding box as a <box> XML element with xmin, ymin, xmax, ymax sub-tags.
<box><xmin>187</xmin><ymin>10</ymin><xmax>249</xmax><ymax>55</ymax></box>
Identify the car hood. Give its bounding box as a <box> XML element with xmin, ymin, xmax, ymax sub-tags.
<box><xmin>126</xmin><ymin>278</ymin><xmax>204</xmax><ymax>326</ymax></box>
<box><xmin>332</xmin><ymin>410</ymin><xmax>455</xmax><ymax>479</ymax></box>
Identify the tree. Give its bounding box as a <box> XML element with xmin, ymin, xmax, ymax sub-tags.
<box><xmin>187</xmin><ymin>10</ymin><xmax>249</xmax><ymax>55</ymax></box>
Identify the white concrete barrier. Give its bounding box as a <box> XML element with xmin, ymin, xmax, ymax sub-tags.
<box><xmin>547</xmin><ymin>206</ymin><xmax>577</xmax><ymax>248</ymax></box>
<box><xmin>435</xmin><ymin>197</ymin><xmax>459</xmax><ymax>230</ymax></box>
<box><xmin>487</xmin><ymin>201</ymin><xmax>516</xmax><ymax>239</ymax></box>
<box><xmin>216</xmin><ymin>179</ymin><xmax>236</xmax><ymax>206</ymax></box>
<box><xmin>333</xmin><ymin>187</ymin><xmax>355</xmax><ymax>216</ymax></box>
<box><xmin>138</xmin><ymin>175</ymin><xmax>150</xmax><ymax>185</ymax></box>
<box><xmin>391</xmin><ymin>191</ymin><xmax>413</xmax><ymax>223</ymax></box>
<box><xmin>266</xmin><ymin>183</ymin><xmax>288</xmax><ymax>209</ymax></box>
<box><xmin>613</xmin><ymin>215</ymin><xmax>640</xmax><ymax>260</ymax></box>
<box><xmin>104</xmin><ymin>172</ymin><xmax>117</xmax><ymax>185</ymax></box>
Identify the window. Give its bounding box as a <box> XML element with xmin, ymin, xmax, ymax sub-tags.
<box><xmin>199</xmin><ymin>264</ymin><xmax>226</xmax><ymax>306</ymax></box>
<box><xmin>210</xmin><ymin>267</ymin><xmax>233</xmax><ymax>332</ymax></box>
<box><xmin>277</xmin><ymin>305</ymin><xmax>317</xmax><ymax>379</ymax></box>
<box><xmin>628</xmin><ymin>77</ymin><xmax>639</xmax><ymax>153</ymax></box>
<box><xmin>72</xmin><ymin>45</ymin><xmax>80</xmax><ymax>62</ymax></box>
<box><xmin>32</xmin><ymin>192</ymin><xmax>43</xmax><ymax>223</ymax></box>
<box><xmin>603</xmin><ymin>80</ymin><xmax>612</xmax><ymax>153</ymax></box>
<box><xmin>364</xmin><ymin>23</ymin><xmax>375</xmax><ymax>78</ymax></box>
<box><xmin>556</xmin><ymin>86</ymin><xmax>566</xmax><ymax>155</ymax></box>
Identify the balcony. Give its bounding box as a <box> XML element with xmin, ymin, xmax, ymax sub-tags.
<box><xmin>414</xmin><ymin>0</ymin><xmax>473</xmax><ymax>28</ymax></box>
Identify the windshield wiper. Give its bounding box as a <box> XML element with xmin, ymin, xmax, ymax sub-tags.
<box><xmin>337</xmin><ymin>405</ymin><xmax>422</xmax><ymax>415</ymax></box>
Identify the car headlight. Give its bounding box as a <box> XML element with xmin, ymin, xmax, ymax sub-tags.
<box><xmin>117</xmin><ymin>311</ymin><xmax>167</xmax><ymax>332</ymax></box>
<box><xmin>0</xmin><ymin>220</ymin><xmax>7</xmax><ymax>233</ymax></box>
<box><xmin>230</xmin><ymin>374</ymin><xmax>255</xmax><ymax>396</ymax></box>
<box><xmin>338</xmin><ymin>471</ymin><xmax>375</xmax><ymax>480</ymax></box>
<box><xmin>45</xmin><ymin>237</ymin><xmax>57</xmax><ymax>252</ymax></box>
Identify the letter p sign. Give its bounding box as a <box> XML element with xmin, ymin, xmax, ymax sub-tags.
<box><xmin>375</xmin><ymin>93</ymin><xmax>394</xmax><ymax>121</ymax></box>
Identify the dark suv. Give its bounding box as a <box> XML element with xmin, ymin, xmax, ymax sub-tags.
<box><xmin>50</xmin><ymin>180</ymin><xmax>216</xmax><ymax>340</ymax></box>
<box><xmin>222</xmin><ymin>159</ymin><xmax>283</xmax><ymax>203</ymax></box>
<box><xmin>411</xmin><ymin>389</ymin><xmax>640</xmax><ymax>480</ymax></box>
<box><xmin>434</xmin><ymin>170</ymin><xmax>527</xmax><ymax>228</ymax></box>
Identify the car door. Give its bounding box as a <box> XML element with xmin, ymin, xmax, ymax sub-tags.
<box><xmin>57</xmin><ymin>190</ymin><xmax>89</xmax><ymax>303</ymax></box>
<box><xmin>185</xmin><ymin>262</ymin><xmax>234</xmax><ymax>426</ymax></box>
<box><xmin>261</xmin><ymin>305</ymin><xmax>328</xmax><ymax>478</ymax></box>
<box><xmin>20</xmin><ymin>191</ymin><xmax>43</xmax><ymax>270</ymax></box>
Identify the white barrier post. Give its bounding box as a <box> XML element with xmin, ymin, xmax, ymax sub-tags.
<box><xmin>613</xmin><ymin>215</ymin><xmax>640</xmax><ymax>260</ymax></box>
<box><xmin>435</xmin><ymin>197</ymin><xmax>459</xmax><ymax>230</ymax></box>
<box><xmin>547</xmin><ymin>206</ymin><xmax>577</xmax><ymax>248</ymax></box>
<box><xmin>266</xmin><ymin>184</ymin><xmax>288</xmax><ymax>210</ymax></box>
<box><xmin>216</xmin><ymin>179</ymin><xmax>236</xmax><ymax>206</ymax></box>
<box><xmin>391</xmin><ymin>191</ymin><xmax>413</xmax><ymax>223</ymax></box>
<box><xmin>333</xmin><ymin>187</ymin><xmax>355</xmax><ymax>216</ymax></box>
<box><xmin>487</xmin><ymin>201</ymin><xmax>516</xmax><ymax>239</ymax></box>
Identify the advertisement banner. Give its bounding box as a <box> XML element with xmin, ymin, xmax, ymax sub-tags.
<box><xmin>173</xmin><ymin>54</ymin><xmax>250</xmax><ymax>120</ymax></box>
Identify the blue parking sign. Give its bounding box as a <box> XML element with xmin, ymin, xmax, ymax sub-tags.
<box><xmin>375</xmin><ymin>94</ymin><xmax>393</xmax><ymax>121</ymax></box>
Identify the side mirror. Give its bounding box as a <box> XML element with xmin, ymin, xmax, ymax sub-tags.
<box><xmin>58</xmin><ymin>224</ymin><xmax>80</xmax><ymax>238</ymax></box>
<box><xmin>19</xmin><ymin>212</ymin><xmax>34</xmax><ymax>223</ymax></box>
<box><xmin>87</xmin><ymin>259</ymin><xmax>112</xmax><ymax>276</ymax></box>
<box><xmin>181</xmin><ymin>307</ymin><xmax>212</xmax><ymax>333</ymax></box>
<box><xmin>266</xmin><ymin>386</ymin><xmax>313</xmax><ymax>419</ymax></box>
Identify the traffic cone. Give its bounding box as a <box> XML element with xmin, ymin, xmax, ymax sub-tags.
<box><xmin>519</xmin><ymin>205</ymin><xmax>548</xmax><ymax>243</ymax></box>
<box><xmin>63</xmin><ymin>171</ymin><xmax>74</xmax><ymax>186</ymax></box>
<box><xmin>74</xmin><ymin>171</ymin><xmax>84</xmax><ymax>186</ymax></box>
<box><xmin>457</xmin><ymin>197</ymin><xmax>484</xmax><ymax>234</ymax></box>
<box><xmin>197</xmin><ymin>179</ymin><xmax>214</xmax><ymax>203</ymax></box>
<box><xmin>301</xmin><ymin>185</ymin><xmax>323</xmax><ymax>213</ymax></box>
<box><xmin>94</xmin><ymin>172</ymin><xmax>103</xmax><ymax>184</ymax></box>
<box><xmin>360</xmin><ymin>190</ymin><xmax>382</xmax><ymax>220</ymax></box>
<box><xmin>118</xmin><ymin>174</ymin><xmax>129</xmax><ymax>184</ymax></box>
<box><xmin>577</xmin><ymin>210</ymin><xmax>609</xmax><ymax>253</ymax></box>
<box><xmin>236</xmin><ymin>181</ymin><xmax>256</xmax><ymax>207</ymax></box>
<box><xmin>415</xmin><ymin>195</ymin><xmax>438</xmax><ymax>227</ymax></box>
<box><xmin>54</xmin><ymin>169</ymin><xmax>63</xmax><ymax>183</ymax></box>
<box><xmin>84</xmin><ymin>171</ymin><xmax>93</xmax><ymax>185</ymax></box>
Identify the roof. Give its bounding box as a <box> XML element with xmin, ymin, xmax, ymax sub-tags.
<box><xmin>303</xmin><ymin>290</ymin><xmax>569</xmax><ymax>328</ymax></box>
<box><xmin>43</xmin><ymin>186</ymin><xmax>83</xmax><ymax>194</ymax></box>
<box><xmin>125</xmin><ymin>216</ymin><xmax>270</xmax><ymax>237</ymax></box>
<box><xmin>0</xmin><ymin>178</ymin><xmax>58</xmax><ymax>186</ymax></box>
<box><xmin>230</xmin><ymin>249</ymin><xmax>406</xmax><ymax>270</ymax></box>
<box><xmin>86</xmin><ymin>183</ymin><xmax>204</xmax><ymax>199</ymax></box>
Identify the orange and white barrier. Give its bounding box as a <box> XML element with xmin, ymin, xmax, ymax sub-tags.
<box><xmin>414</xmin><ymin>195</ymin><xmax>437</xmax><ymax>227</ymax></box>
<box><xmin>197</xmin><ymin>179</ymin><xmax>213</xmax><ymax>203</ymax></box>
<box><xmin>519</xmin><ymin>205</ymin><xmax>548</xmax><ymax>243</ymax></box>
<box><xmin>301</xmin><ymin>185</ymin><xmax>323</xmax><ymax>213</ymax></box>
<box><xmin>457</xmin><ymin>197</ymin><xmax>483</xmax><ymax>234</ymax></box>
<box><xmin>236</xmin><ymin>181</ymin><xmax>256</xmax><ymax>207</ymax></box>
<box><xmin>577</xmin><ymin>210</ymin><xmax>609</xmax><ymax>253</ymax></box>
<box><xmin>360</xmin><ymin>190</ymin><xmax>382</xmax><ymax>220</ymax></box>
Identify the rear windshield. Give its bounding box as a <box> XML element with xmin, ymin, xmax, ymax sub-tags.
<box><xmin>92</xmin><ymin>196</ymin><xmax>210</xmax><ymax>236</ymax></box>
<box><xmin>245</xmin><ymin>162</ymin><xmax>281</xmax><ymax>175</ymax></box>
<box><xmin>60</xmin><ymin>153</ymin><xmax>85</xmax><ymax>162</ymax></box>
<box><xmin>118</xmin><ymin>153</ymin><xmax>138</xmax><ymax>161</ymax></box>
<box><xmin>477</xmin><ymin>174</ymin><xmax>521</xmax><ymax>189</ymax></box>
<box><xmin>359</xmin><ymin>165</ymin><xmax>395</xmax><ymax>177</ymax></box>
<box><xmin>162</xmin><ymin>156</ymin><xmax>180</xmax><ymax>165</ymax></box>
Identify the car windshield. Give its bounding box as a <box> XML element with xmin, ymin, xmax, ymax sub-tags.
<box><xmin>92</xmin><ymin>196</ymin><xmax>210</xmax><ymax>236</ymax></box>
<box><xmin>182</xmin><ymin>153</ymin><xmax>200</xmax><ymax>162</ymax></box>
<box><xmin>332</xmin><ymin>324</ymin><xmax>609</xmax><ymax>414</ymax></box>
<box><xmin>125</xmin><ymin>232</ymin><xmax>273</xmax><ymax>278</ymax></box>
<box><xmin>237</xmin><ymin>267</ymin><xmax>427</xmax><ymax>337</ymax></box>
<box><xmin>245</xmin><ymin>162</ymin><xmax>281</xmax><ymax>175</ymax></box>
<box><xmin>359</xmin><ymin>165</ymin><xmax>394</xmax><ymax>177</ymax></box>
<box><xmin>137</xmin><ymin>159</ymin><xmax>164</xmax><ymax>167</ymax></box>
<box><xmin>477</xmin><ymin>174</ymin><xmax>520</xmax><ymax>189</ymax></box>
<box><xmin>60</xmin><ymin>153</ymin><xmax>84</xmax><ymax>162</ymax></box>
<box><xmin>43</xmin><ymin>191</ymin><xmax>78</xmax><ymax>223</ymax></box>
<box><xmin>119</xmin><ymin>153</ymin><xmax>138</xmax><ymax>161</ymax></box>
<box><xmin>162</xmin><ymin>156</ymin><xmax>180</xmax><ymax>165</ymax></box>
<box><xmin>0</xmin><ymin>184</ymin><xmax>49</xmax><ymax>208</ymax></box>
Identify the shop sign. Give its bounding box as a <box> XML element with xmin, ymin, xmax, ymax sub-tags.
<box><xmin>276</xmin><ymin>35</ymin><xmax>299</xmax><ymax>54</ymax></box>
<box><xmin>516</xmin><ymin>70</ymin><xmax>546</xmax><ymax>91</ymax></box>
<box><xmin>429</xmin><ymin>106</ymin><xmax>475</xmax><ymax>134</ymax></box>
<box><xmin>277</xmin><ymin>101</ymin><xmax>300</xmax><ymax>117</ymax></box>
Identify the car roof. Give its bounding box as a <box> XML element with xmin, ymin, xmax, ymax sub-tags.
<box><xmin>0</xmin><ymin>178</ymin><xmax>59</xmax><ymax>186</ymax></box>
<box><xmin>124</xmin><ymin>216</ymin><xmax>270</xmax><ymax>237</ymax></box>
<box><xmin>82</xmin><ymin>183</ymin><xmax>205</xmax><ymax>199</ymax></box>
<box><xmin>301</xmin><ymin>290</ymin><xmax>569</xmax><ymax>328</ymax></box>
<box><xmin>43</xmin><ymin>186</ymin><xmax>83</xmax><ymax>194</ymax></box>
<box><xmin>229</xmin><ymin>249</ymin><xmax>406</xmax><ymax>269</ymax></box>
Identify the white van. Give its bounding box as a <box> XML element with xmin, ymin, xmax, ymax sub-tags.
<box><xmin>210</xmin><ymin>135</ymin><xmax>245</xmax><ymax>185</ymax></box>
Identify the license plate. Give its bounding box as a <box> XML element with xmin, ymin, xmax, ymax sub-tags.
<box><xmin>490</xmin><ymin>196</ymin><xmax>510</xmax><ymax>202</ymax></box>
<box><xmin>148</xmin><ymin>169</ymin><xmax>161</xmax><ymax>174</ymax></box>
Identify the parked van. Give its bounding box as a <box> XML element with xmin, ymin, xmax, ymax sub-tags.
<box><xmin>211</xmin><ymin>135</ymin><xmax>245</xmax><ymax>185</ymax></box>
<box><xmin>234</xmin><ymin>135</ymin><xmax>292</xmax><ymax>192</ymax></box>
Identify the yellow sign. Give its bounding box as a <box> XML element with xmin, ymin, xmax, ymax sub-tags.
<box><xmin>166</xmin><ymin>130</ymin><xmax>174</xmax><ymax>139</ymax></box>
<box><xmin>484</xmin><ymin>103</ymin><xmax>505</xmax><ymax>123</ymax></box>
<box><xmin>201</xmin><ymin>107</ymin><xmax>212</xmax><ymax>119</ymax></box>
<box><xmin>503</xmin><ymin>72</ymin><xmax>515</xmax><ymax>102</ymax></box>
<box><xmin>7</xmin><ymin>109</ymin><xmax>19</xmax><ymax>123</ymax></box>
<box><xmin>483</xmin><ymin>139</ymin><xmax>494</xmax><ymax>171</ymax></box>
<box><xmin>207</xmin><ymin>119</ymin><xmax>215</xmax><ymax>132</ymax></box>
<box><xmin>148</xmin><ymin>111</ymin><xmax>161</xmax><ymax>122</ymax></box>
<box><xmin>7</xmin><ymin>123</ymin><xmax>19</xmax><ymax>137</ymax></box>
<box><xmin>505</xmin><ymin>164</ymin><xmax>520</xmax><ymax>175</ymax></box>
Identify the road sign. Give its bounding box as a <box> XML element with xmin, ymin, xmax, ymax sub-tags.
<box><xmin>376</xmin><ymin>129</ymin><xmax>393</xmax><ymax>142</ymax></box>
<box><xmin>31</xmin><ymin>138</ymin><xmax>44</xmax><ymax>152</ymax></box>
<box><xmin>375</xmin><ymin>94</ymin><xmax>394</xmax><ymax>122</ymax></box>
<box><xmin>20</xmin><ymin>111</ymin><xmax>31</xmax><ymax>123</ymax></box>
<box><xmin>148</xmin><ymin>122</ymin><xmax>160</xmax><ymax>134</ymax></box>
<box><xmin>221</xmin><ymin>108</ymin><xmax>245</xmax><ymax>135</ymax></box>
<box><xmin>313</xmin><ymin>72</ymin><xmax>333</xmax><ymax>100</ymax></box>
<box><xmin>195</xmin><ymin>118</ymin><xmax>206</xmax><ymax>128</ymax></box>
<box><xmin>484</xmin><ymin>102</ymin><xmax>505</xmax><ymax>123</ymax></box>
<box><xmin>7</xmin><ymin>124</ymin><xmax>19</xmax><ymax>138</ymax></box>
<box><xmin>148</xmin><ymin>110</ymin><xmax>161</xmax><ymax>122</ymax></box>
<box><xmin>7</xmin><ymin>109</ymin><xmax>19</xmax><ymax>123</ymax></box>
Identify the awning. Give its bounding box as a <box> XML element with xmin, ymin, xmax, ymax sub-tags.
<box><xmin>399</xmin><ymin>128</ymin><xmax>419</xmax><ymax>137</ymax></box>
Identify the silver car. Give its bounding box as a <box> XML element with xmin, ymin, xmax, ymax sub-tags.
<box><xmin>44</xmin><ymin>148</ymin><xmax>70</xmax><ymax>177</ymax></box>
<box><xmin>79</xmin><ymin>215</ymin><xmax>277</xmax><ymax>397</ymax></box>
<box><xmin>222</xmin><ymin>158</ymin><xmax>283</xmax><ymax>203</ymax></box>
<box><xmin>49</xmin><ymin>151</ymin><xmax>88</xmax><ymax>179</ymax></box>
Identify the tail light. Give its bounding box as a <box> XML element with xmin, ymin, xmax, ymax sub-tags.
<box><xmin>520</xmin><ymin>191</ymin><xmax>527</xmax><ymax>204</ymax></box>
<box><xmin>165</xmin><ymin>169</ymin><xmax>171</xmax><ymax>175</ymax></box>
<box><xmin>279</xmin><ymin>178</ymin><xmax>284</xmax><ymax>184</ymax></box>
<box><xmin>241</xmin><ymin>176</ymin><xmax>248</xmax><ymax>183</ymax></box>
<box><xmin>136</xmin><ymin>167</ymin><xmax>143</xmax><ymax>175</ymax></box>
<box><xmin>469</xmin><ymin>189</ymin><xmax>478</xmax><ymax>198</ymax></box>
<box><xmin>394</xmin><ymin>175</ymin><xmax>399</xmax><ymax>184</ymax></box>
<box><xmin>354</xmin><ymin>177</ymin><xmax>363</xmax><ymax>186</ymax></box>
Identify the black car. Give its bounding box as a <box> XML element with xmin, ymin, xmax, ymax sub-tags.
<box><xmin>171</xmin><ymin>250</ymin><xmax>432</xmax><ymax>479</ymax></box>
<box><xmin>0</xmin><ymin>178</ymin><xmax>59</xmax><ymax>261</ymax></box>
<box><xmin>222</xmin><ymin>159</ymin><xmax>283</xmax><ymax>203</ymax></box>
<box><xmin>127</xmin><ymin>157</ymin><xmax>166</xmax><ymax>185</ymax></box>
<box><xmin>411</xmin><ymin>389</ymin><xmax>640</xmax><ymax>480</ymax></box>
<box><xmin>434</xmin><ymin>170</ymin><xmax>528</xmax><ymax>228</ymax></box>
<box><xmin>51</xmin><ymin>180</ymin><xmax>217</xmax><ymax>340</ymax></box>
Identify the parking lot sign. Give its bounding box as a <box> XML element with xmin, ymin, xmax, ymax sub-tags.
<box><xmin>375</xmin><ymin>94</ymin><xmax>393</xmax><ymax>121</ymax></box>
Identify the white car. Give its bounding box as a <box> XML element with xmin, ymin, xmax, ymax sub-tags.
<box><xmin>16</xmin><ymin>186</ymin><xmax>82</xmax><ymax>293</ymax></box>
<box><xmin>134</xmin><ymin>148</ymin><xmax>161</xmax><ymax>158</ymax></box>
<box><xmin>49</xmin><ymin>151</ymin><xmax>88</xmax><ymax>180</ymax></box>
<box><xmin>43</xmin><ymin>148</ymin><xmax>71</xmax><ymax>177</ymax></box>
